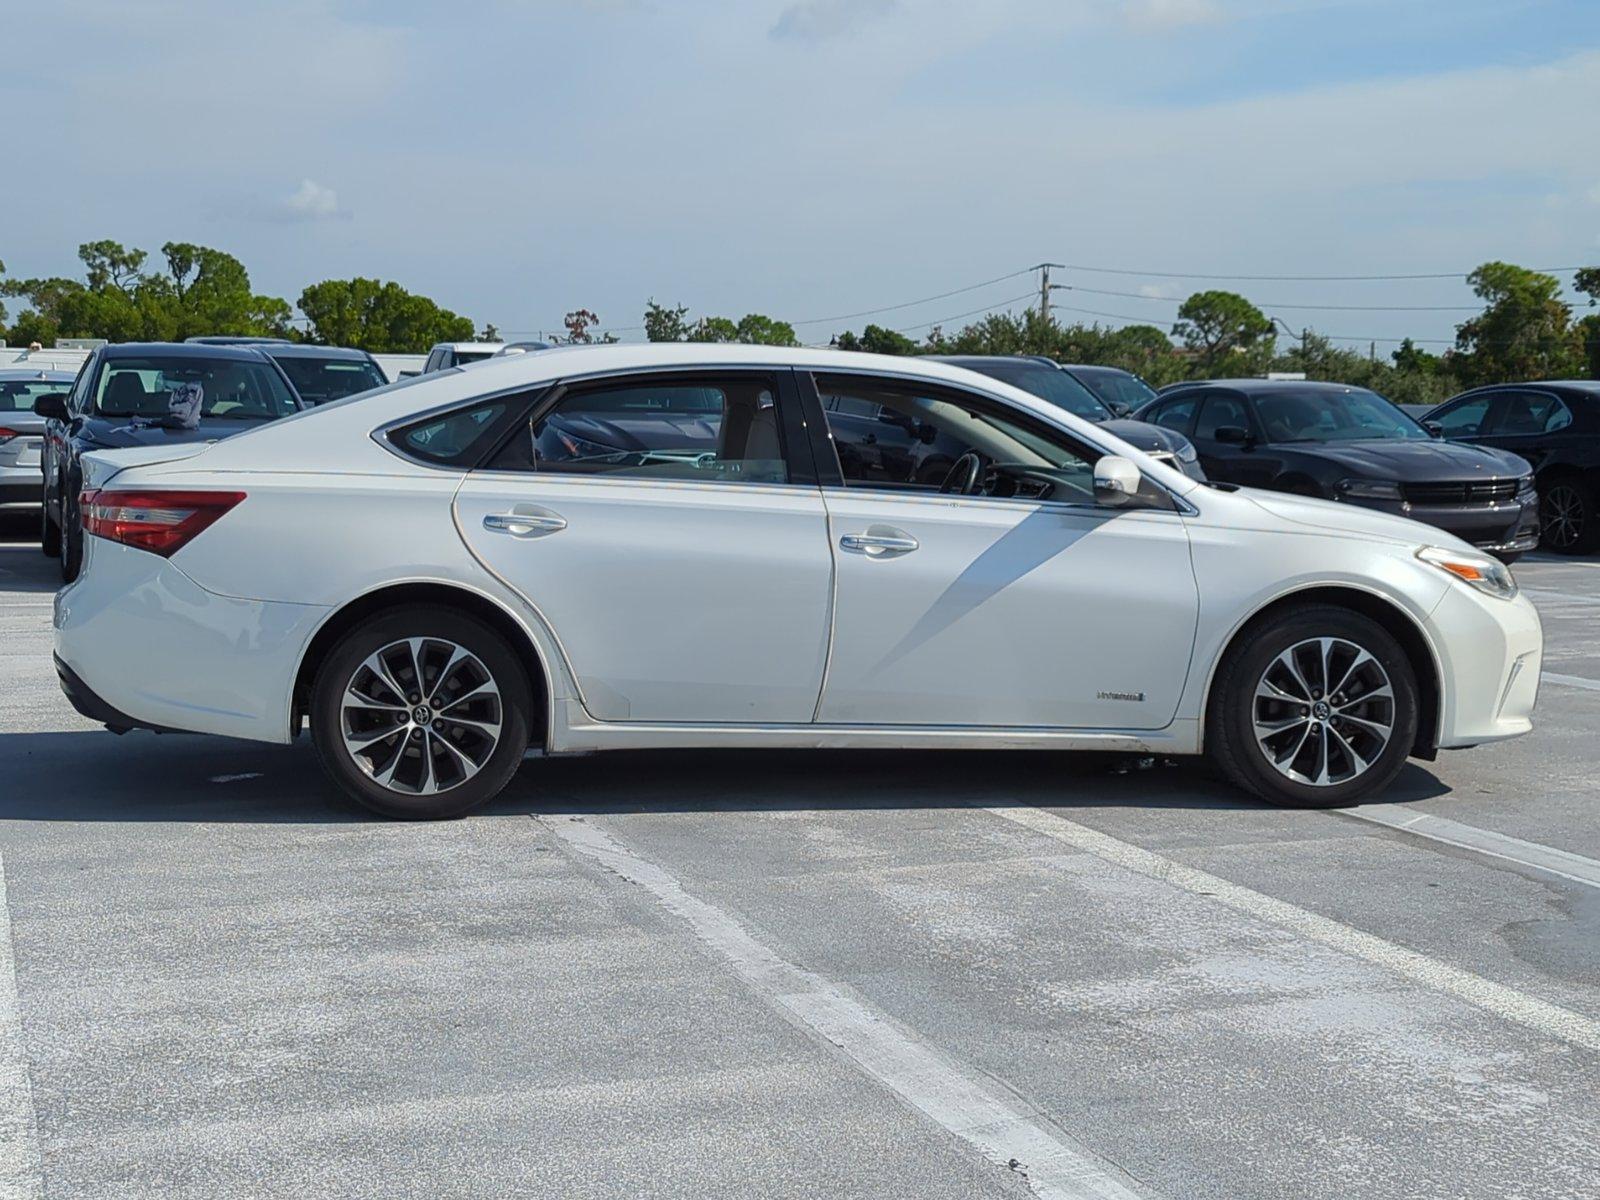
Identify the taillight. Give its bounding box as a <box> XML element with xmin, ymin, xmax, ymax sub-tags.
<box><xmin>79</xmin><ymin>489</ymin><xmax>247</xmax><ymax>557</ymax></box>
<box><xmin>0</xmin><ymin>428</ymin><xmax>18</xmax><ymax>444</ymax></box>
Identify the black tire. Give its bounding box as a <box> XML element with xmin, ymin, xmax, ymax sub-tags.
<box><xmin>41</xmin><ymin>498</ymin><xmax>61</xmax><ymax>558</ymax></box>
<box><xmin>309</xmin><ymin>605</ymin><xmax>534</xmax><ymax>819</ymax></box>
<box><xmin>59</xmin><ymin>491</ymin><xmax>82</xmax><ymax>583</ymax></box>
<box><xmin>1539</xmin><ymin>477</ymin><xmax>1599</xmax><ymax>556</ymax></box>
<box><xmin>1207</xmin><ymin>604</ymin><xmax>1418</xmax><ymax>809</ymax></box>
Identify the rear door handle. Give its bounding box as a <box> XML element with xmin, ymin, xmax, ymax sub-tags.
<box><xmin>840</xmin><ymin>530</ymin><xmax>919</xmax><ymax>557</ymax></box>
<box><xmin>483</xmin><ymin>509</ymin><xmax>567</xmax><ymax>537</ymax></box>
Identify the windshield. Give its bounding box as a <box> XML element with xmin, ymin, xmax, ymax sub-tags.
<box><xmin>0</xmin><ymin>379</ymin><xmax>72</xmax><ymax>412</ymax></box>
<box><xmin>93</xmin><ymin>356</ymin><xmax>300</xmax><ymax>420</ymax></box>
<box><xmin>271</xmin><ymin>355</ymin><xmax>387</xmax><ymax>405</ymax></box>
<box><xmin>1255</xmin><ymin>387</ymin><xmax>1429</xmax><ymax>443</ymax></box>
<box><xmin>966</xmin><ymin>363</ymin><xmax>1113</xmax><ymax>422</ymax></box>
<box><xmin>1073</xmin><ymin>368</ymin><xmax>1157</xmax><ymax>411</ymax></box>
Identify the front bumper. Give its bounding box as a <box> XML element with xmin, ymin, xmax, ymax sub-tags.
<box><xmin>1426</xmin><ymin>584</ymin><xmax>1543</xmax><ymax>750</ymax></box>
<box><xmin>1343</xmin><ymin>492</ymin><xmax>1539</xmax><ymax>554</ymax></box>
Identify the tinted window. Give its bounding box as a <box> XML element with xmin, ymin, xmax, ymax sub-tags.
<box><xmin>1254</xmin><ymin>387</ymin><xmax>1427</xmax><ymax>442</ymax></box>
<box><xmin>1149</xmin><ymin>396</ymin><xmax>1197</xmax><ymax>436</ymax></box>
<box><xmin>1433</xmin><ymin>394</ymin><xmax>1493</xmax><ymax>437</ymax></box>
<box><xmin>518</xmin><ymin>378</ymin><xmax>787</xmax><ymax>484</ymax></box>
<box><xmin>391</xmin><ymin>399</ymin><xmax>512</xmax><ymax>465</ymax></box>
<box><xmin>0</xmin><ymin>379</ymin><xmax>73</xmax><ymax>412</ymax></box>
<box><xmin>1495</xmin><ymin>391</ymin><xmax>1573</xmax><ymax>436</ymax></box>
<box><xmin>271</xmin><ymin>355</ymin><xmax>386</xmax><ymax>405</ymax></box>
<box><xmin>1194</xmin><ymin>394</ymin><xmax>1251</xmax><ymax>441</ymax></box>
<box><xmin>958</xmin><ymin>362</ymin><xmax>1112</xmax><ymax>421</ymax></box>
<box><xmin>1072</xmin><ymin>368</ymin><xmax>1158</xmax><ymax>412</ymax></box>
<box><xmin>453</xmin><ymin>349</ymin><xmax>495</xmax><ymax>366</ymax></box>
<box><xmin>92</xmin><ymin>355</ymin><xmax>299</xmax><ymax>420</ymax></box>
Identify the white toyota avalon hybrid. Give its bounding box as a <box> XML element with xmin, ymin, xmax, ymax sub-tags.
<box><xmin>53</xmin><ymin>345</ymin><xmax>1541</xmax><ymax>819</ymax></box>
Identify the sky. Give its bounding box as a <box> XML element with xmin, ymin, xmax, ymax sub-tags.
<box><xmin>3</xmin><ymin>0</ymin><xmax>1599</xmax><ymax>349</ymax></box>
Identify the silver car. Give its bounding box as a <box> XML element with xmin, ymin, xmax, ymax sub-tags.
<box><xmin>0</xmin><ymin>369</ymin><xmax>74</xmax><ymax>509</ymax></box>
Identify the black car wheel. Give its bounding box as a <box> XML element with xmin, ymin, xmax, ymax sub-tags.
<box><xmin>310</xmin><ymin>605</ymin><xmax>534</xmax><ymax>820</ymax></box>
<box><xmin>1207</xmin><ymin>604</ymin><xmax>1418</xmax><ymax>809</ymax></box>
<box><xmin>41</xmin><ymin>497</ymin><xmax>61</xmax><ymax>558</ymax></box>
<box><xmin>1540</xmin><ymin>478</ymin><xmax>1598</xmax><ymax>555</ymax></box>
<box><xmin>59</xmin><ymin>489</ymin><xmax>83</xmax><ymax>583</ymax></box>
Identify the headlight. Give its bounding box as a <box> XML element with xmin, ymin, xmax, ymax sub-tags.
<box><xmin>1337</xmin><ymin>478</ymin><xmax>1403</xmax><ymax>500</ymax></box>
<box><xmin>1516</xmin><ymin>475</ymin><xmax>1535</xmax><ymax>496</ymax></box>
<box><xmin>1417</xmin><ymin>546</ymin><xmax>1518</xmax><ymax>601</ymax></box>
<box><xmin>1174</xmin><ymin>439</ymin><xmax>1199</xmax><ymax>464</ymax></box>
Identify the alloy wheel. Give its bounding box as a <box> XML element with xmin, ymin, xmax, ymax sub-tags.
<box><xmin>1252</xmin><ymin>637</ymin><xmax>1394</xmax><ymax>787</ymax></box>
<box><xmin>1540</xmin><ymin>484</ymin><xmax>1584</xmax><ymax>550</ymax></box>
<box><xmin>340</xmin><ymin>637</ymin><xmax>503</xmax><ymax>795</ymax></box>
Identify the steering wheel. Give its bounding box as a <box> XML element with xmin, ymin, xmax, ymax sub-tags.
<box><xmin>939</xmin><ymin>452</ymin><xmax>987</xmax><ymax>496</ymax></box>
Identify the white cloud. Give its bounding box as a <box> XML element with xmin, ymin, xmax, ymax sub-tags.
<box><xmin>771</xmin><ymin>0</ymin><xmax>896</xmax><ymax>41</ymax></box>
<box><xmin>1119</xmin><ymin>0</ymin><xmax>1220</xmax><ymax>30</ymax></box>
<box><xmin>1139</xmin><ymin>283</ymin><xmax>1183</xmax><ymax>299</ymax></box>
<box><xmin>282</xmin><ymin>179</ymin><xmax>344</xmax><ymax>221</ymax></box>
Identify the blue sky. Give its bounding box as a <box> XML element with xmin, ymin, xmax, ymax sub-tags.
<box><xmin>3</xmin><ymin>0</ymin><xmax>1598</xmax><ymax>349</ymax></box>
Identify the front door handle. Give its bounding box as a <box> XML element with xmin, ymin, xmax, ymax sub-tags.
<box><xmin>840</xmin><ymin>530</ymin><xmax>919</xmax><ymax>557</ymax></box>
<box><xmin>483</xmin><ymin>509</ymin><xmax>567</xmax><ymax>537</ymax></box>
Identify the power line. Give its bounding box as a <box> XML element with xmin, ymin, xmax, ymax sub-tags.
<box><xmin>1054</xmin><ymin>284</ymin><xmax>1479</xmax><ymax>312</ymax></box>
<box><xmin>790</xmin><ymin>267</ymin><xmax>1037</xmax><ymax>327</ymax></box>
<box><xmin>1051</xmin><ymin>262</ymin><xmax>1594</xmax><ymax>282</ymax></box>
<box><xmin>894</xmin><ymin>291</ymin><xmax>1038</xmax><ymax>334</ymax></box>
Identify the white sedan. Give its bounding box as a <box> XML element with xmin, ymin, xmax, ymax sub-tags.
<box><xmin>54</xmin><ymin>345</ymin><xmax>1541</xmax><ymax>819</ymax></box>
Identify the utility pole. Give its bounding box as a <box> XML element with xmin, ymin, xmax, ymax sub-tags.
<box><xmin>1036</xmin><ymin>262</ymin><xmax>1064</xmax><ymax>326</ymax></box>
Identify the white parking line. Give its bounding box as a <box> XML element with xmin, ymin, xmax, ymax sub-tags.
<box><xmin>0</xmin><ymin>853</ymin><xmax>44</xmax><ymax>1200</ymax></box>
<box><xmin>985</xmin><ymin>805</ymin><xmax>1600</xmax><ymax>1054</ymax></box>
<box><xmin>544</xmin><ymin>815</ymin><xmax>1150</xmax><ymax>1200</ymax></box>
<box><xmin>1341</xmin><ymin>806</ymin><xmax>1600</xmax><ymax>890</ymax></box>
<box><xmin>1543</xmin><ymin>672</ymin><xmax>1600</xmax><ymax>693</ymax></box>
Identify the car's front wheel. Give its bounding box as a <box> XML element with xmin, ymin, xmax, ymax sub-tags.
<box><xmin>310</xmin><ymin>606</ymin><xmax>534</xmax><ymax>819</ymax></box>
<box><xmin>41</xmin><ymin>497</ymin><xmax>61</xmax><ymax>558</ymax></box>
<box><xmin>1207</xmin><ymin>605</ymin><xmax>1419</xmax><ymax>808</ymax></box>
<box><xmin>1540</xmin><ymin>477</ymin><xmax>1598</xmax><ymax>555</ymax></box>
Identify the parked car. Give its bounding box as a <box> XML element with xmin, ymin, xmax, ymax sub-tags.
<box><xmin>421</xmin><ymin>342</ymin><xmax>505</xmax><ymax>373</ymax></box>
<box><xmin>1060</xmin><ymin>364</ymin><xmax>1158</xmax><ymax>417</ymax></box>
<box><xmin>0</xmin><ymin>369</ymin><xmax>75</xmax><ymax>510</ymax></box>
<box><xmin>184</xmin><ymin>336</ymin><xmax>294</xmax><ymax>346</ymax></box>
<box><xmin>36</xmin><ymin>342</ymin><xmax>305</xmax><ymax>581</ymax></box>
<box><xmin>259</xmin><ymin>344</ymin><xmax>388</xmax><ymax>406</ymax></box>
<box><xmin>55</xmin><ymin>346</ymin><xmax>1538</xmax><ymax>820</ymax></box>
<box><xmin>1422</xmin><ymin>381</ymin><xmax>1600</xmax><ymax>555</ymax></box>
<box><xmin>934</xmin><ymin>356</ymin><xmax>1205</xmax><ymax>479</ymax></box>
<box><xmin>1135</xmin><ymin>380</ymin><xmax>1538</xmax><ymax>562</ymax></box>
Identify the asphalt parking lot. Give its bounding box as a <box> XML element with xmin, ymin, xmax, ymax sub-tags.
<box><xmin>1</xmin><ymin>510</ymin><xmax>1597</xmax><ymax>1200</ymax></box>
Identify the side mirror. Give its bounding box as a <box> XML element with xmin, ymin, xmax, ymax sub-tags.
<box><xmin>1093</xmin><ymin>455</ymin><xmax>1142</xmax><ymax>507</ymax></box>
<box><xmin>1213</xmin><ymin>425</ymin><xmax>1252</xmax><ymax>446</ymax></box>
<box><xmin>1424</xmin><ymin>421</ymin><xmax>1443</xmax><ymax>437</ymax></box>
<box><xmin>32</xmin><ymin>392</ymin><xmax>70</xmax><ymax>422</ymax></box>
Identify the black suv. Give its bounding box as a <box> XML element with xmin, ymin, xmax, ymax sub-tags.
<box><xmin>37</xmin><ymin>342</ymin><xmax>305</xmax><ymax>580</ymax></box>
<box><xmin>1135</xmin><ymin>380</ymin><xmax>1538</xmax><ymax>561</ymax></box>
<box><xmin>1423</xmin><ymin>381</ymin><xmax>1600</xmax><ymax>554</ymax></box>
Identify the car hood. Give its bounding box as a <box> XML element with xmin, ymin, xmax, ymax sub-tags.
<box><xmin>79</xmin><ymin>415</ymin><xmax>267</xmax><ymax>450</ymax></box>
<box><xmin>1100</xmin><ymin>418</ymin><xmax>1186</xmax><ymax>455</ymax></box>
<box><xmin>1275</xmin><ymin>437</ymin><xmax>1528</xmax><ymax>480</ymax></box>
<box><xmin>554</xmin><ymin>412</ymin><xmax>719</xmax><ymax>452</ymax></box>
<box><xmin>1240</xmin><ymin>488</ymin><xmax>1476</xmax><ymax>552</ymax></box>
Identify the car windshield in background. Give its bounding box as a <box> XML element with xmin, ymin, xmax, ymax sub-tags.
<box><xmin>273</xmin><ymin>356</ymin><xmax>386</xmax><ymax>404</ymax></box>
<box><xmin>454</xmin><ymin>350</ymin><xmax>496</xmax><ymax>365</ymax></box>
<box><xmin>93</xmin><ymin>356</ymin><xmax>300</xmax><ymax>420</ymax></box>
<box><xmin>977</xmin><ymin>366</ymin><xmax>1112</xmax><ymax>421</ymax></box>
<box><xmin>1074</xmin><ymin>368</ymin><xmax>1157</xmax><ymax>411</ymax></box>
<box><xmin>0</xmin><ymin>380</ymin><xmax>70</xmax><ymax>411</ymax></box>
<box><xmin>1256</xmin><ymin>387</ymin><xmax>1430</xmax><ymax>443</ymax></box>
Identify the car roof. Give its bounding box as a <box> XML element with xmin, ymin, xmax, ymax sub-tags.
<box><xmin>101</xmin><ymin>342</ymin><xmax>275</xmax><ymax>362</ymax></box>
<box><xmin>928</xmin><ymin>355</ymin><xmax>1053</xmax><ymax>372</ymax></box>
<box><xmin>1062</xmin><ymin>364</ymin><xmax>1134</xmax><ymax>377</ymax></box>
<box><xmin>260</xmin><ymin>344</ymin><xmax>375</xmax><ymax>361</ymax></box>
<box><xmin>1448</xmin><ymin>380</ymin><xmax>1600</xmax><ymax>400</ymax></box>
<box><xmin>0</xmin><ymin>369</ymin><xmax>75</xmax><ymax>382</ymax></box>
<box><xmin>1155</xmin><ymin>379</ymin><xmax>1375</xmax><ymax>397</ymax></box>
<box><xmin>433</xmin><ymin>342</ymin><xmax>505</xmax><ymax>352</ymax></box>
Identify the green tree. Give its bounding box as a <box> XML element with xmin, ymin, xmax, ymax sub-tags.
<box><xmin>1452</xmin><ymin>262</ymin><xmax>1576</xmax><ymax>384</ymax></box>
<box><xmin>1574</xmin><ymin>268</ymin><xmax>1600</xmax><ymax>379</ymax></box>
<box><xmin>833</xmin><ymin>323</ymin><xmax>918</xmax><ymax>355</ymax></box>
<box><xmin>298</xmin><ymin>278</ymin><xmax>474</xmax><ymax>352</ymax></box>
<box><xmin>732</xmin><ymin>313</ymin><xmax>798</xmax><ymax>346</ymax></box>
<box><xmin>644</xmin><ymin>299</ymin><xmax>692</xmax><ymax>342</ymax></box>
<box><xmin>1171</xmin><ymin>290</ymin><xmax>1274</xmax><ymax>375</ymax></box>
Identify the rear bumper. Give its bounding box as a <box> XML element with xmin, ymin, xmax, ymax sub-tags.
<box><xmin>0</xmin><ymin>466</ymin><xmax>40</xmax><ymax>506</ymax></box>
<box><xmin>55</xmin><ymin>654</ymin><xmax>186</xmax><ymax>734</ymax></box>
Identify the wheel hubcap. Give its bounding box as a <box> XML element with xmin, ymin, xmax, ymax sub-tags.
<box><xmin>1541</xmin><ymin>485</ymin><xmax>1583</xmax><ymax>549</ymax></box>
<box><xmin>341</xmin><ymin>637</ymin><xmax>502</xmax><ymax>795</ymax></box>
<box><xmin>1252</xmin><ymin>637</ymin><xmax>1393</xmax><ymax>787</ymax></box>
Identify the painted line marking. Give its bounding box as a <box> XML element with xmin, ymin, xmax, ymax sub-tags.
<box><xmin>1543</xmin><ymin>672</ymin><xmax>1600</xmax><ymax>693</ymax></box>
<box><xmin>984</xmin><ymin>805</ymin><xmax>1600</xmax><ymax>1054</ymax></box>
<box><xmin>544</xmin><ymin>814</ymin><xmax>1151</xmax><ymax>1200</ymax></box>
<box><xmin>0</xmin><ymin>852</ymin><xmax>44</xmax><ymax>1200</ymax></box>
<box><xmin>1341</xmin><ymin>805</ymin><xmax>1600</xmax><ymax>890</ymax></box>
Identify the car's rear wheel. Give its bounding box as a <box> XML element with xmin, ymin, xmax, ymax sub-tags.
<box><xmin>59</xmin><ymin>490</ymin><xmax>82</xmax><ymax>583</ymax></box>
<box><xmin>1207</xmin><ymin>605</ymin><xmax>1418</xmax><ymax>808</ymax></box>
<box><xmin>41</xmin><ymin>499</ymin><xmax>61</xmax><ymax>558</ymax></box>
<box><xmin>310</xmin><ymin>606</ymin><xmax>533</xmax><ymax>819</ymax></box>
<box><xmin>1540</xmin><ymin>478</ymin><xmax>1598</xmax><ymax>555</ymax></box>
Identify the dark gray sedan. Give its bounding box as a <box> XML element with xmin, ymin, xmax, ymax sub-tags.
<box><xmin>0</xmin><ymin>369</ymin><xmax>75</xmax><ymax>508</ymax></box>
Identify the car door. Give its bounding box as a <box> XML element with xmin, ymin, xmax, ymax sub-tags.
<box><xmin>452</xmin><ymin>369</ymin><xmax>835</xmax><ymax>725</ymax></box>
<box><xmin>1428</xmin><ymin>391</ymin><xmax>1499</xmax><ymax>444</ymax></box>
<box><xmin>1191</xmin><ymin>391</ymin><xmax>1274</xmax><ymax>486</ymax></box>
<box><xmin>1471</xmin><ymin>388</ymin><xmax>1572</xmax><ymax>473</ymax></box>
<box><xmin>803</xmin><ymin>372</ymin><xmax>1198</xmax><ymax>730</ymax></box>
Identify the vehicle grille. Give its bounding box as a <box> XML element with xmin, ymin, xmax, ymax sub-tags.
<box><xmin>1402</xmin><ymin>480</ymin><xmax>1518</xmax><ymax>505</ymax></box>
